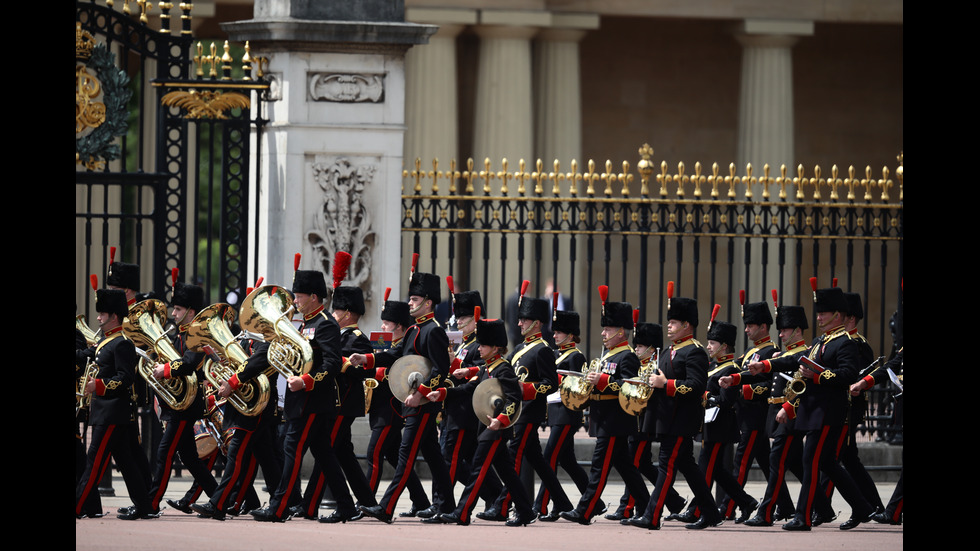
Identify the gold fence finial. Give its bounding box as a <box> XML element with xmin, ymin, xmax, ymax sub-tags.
<box><xmin>411</xmin><ymin>158</ymin><xmax>423</xmax><ymax>193</ymax></box>
<box><xmin>242</xmin><ymin>42</ymin><xmax>254</xmax><ymax>81</ymax></box>
<box><xmin>879</xmin><ymin>166</ymin><xmax>892</xmax><ymax>202</ymax></box>
<box><xmin>637</xmin><ymin>144</ymin><xmax>653</xmax><ymax>197</ymax></box>
<box><xmin>429</xmin><ymin>158</ymin><xmax>440</xmax><ymax>194</ymax></box>
<box><xmin>447</xmin><ymin>159</ymin><xmax>459</xmax><ymax>194</ymax></box>
<box><xmin>794</xmin><ymin>164</ymin><xmax>806</xmax><ymax>200</ymax></box>
<box><xmin>777</xmin><ymin>164</ymin><xmax>789</xmax><ymax>200</ymax></box>
<box><xmin>744</xmin><ymin>163</ymin><xmax>754</xmax><ymax>200</ymax></box>
<box><xmin>726</xmin><ymin>163</ymin><xmax>737</xmax><ymax>198</ymax></box>
<box><xmin>761</xmin><ymin>164</ymin><xmax>772</xmax><ymax>200</ymax></box>
<box><xmin>709</xmin><ymin>162</ymin><xmax>721</xmax><ymax>198</ymax></box>
<box><xmin>463</xmin><ymin>158</ymin><xmax>476</xmax><ymax>194</ymax></box>
<box><xmin>550</xmin><ymin>160</ymin><xmax>564</xmax><ymax>196</ymax></box>
<box><xmin>480</xmin><ymin>158</ymin><xmax>495</xmax><ymax>194</ymax></box>
<box><xmin>602</xmin><ymin>160</ymin><xmax>616</xmax><ymax>196</ymax></box>
<box><xmin>658</xmin><ymin>161</ymin><xmax>669</xmax><ymax>196</ymax></box>
<box><xmin>895</xmin><ymin>151</ymin><xmax>903</xmax><ymax>201</ymax></box>
<box><xmin>828</xmin><ymin>165</ymin><xmax>842</xmax><ymax>201</ymax></box>
<box><xmin>531</xmin><ymin>159</ymin><xmax>546</xmax><ymax>195</ymax></box>
<box><xmin>221</xmin><ymin>41</ymin><xmax>233</xmax><ymax>80</ymax></box>
<box><xmin>585</xmin><ymin>160</ymin><xmax>598</xmax><ymax>196</ymax></box>
<box><xmin>812</xmin><ymin>165</ymin><xmax>823</xmax><ymax>201</ymax></box>
<box><xmin>568</xmin><ymin>160</ymin><xmax>580</xmax><ymax>196</ymax></box>
<box><xmin>675</xmin><ymin>162</ymin><xmax>686</xmax><ymax>198</ymax></box>
<box><xmin>619</xmin><ymin>161</ymin><xmax>632</xmax><ymax>197</ymax></box>
<box><xmin>516</xmin><ymin>159</ymin><xmax>530</xmax><ymax>195</ymax></box>
<box><xmin>136</xmin><ymin>1</ymin><xmax>152</xmax><ymax>23</ymax></box>
<box><xmin>498</xmin><ymin>158</ymin><xmax>511</xmax><ymax>195</ymax></box>
<box><xmin>693</xmin><ymin>162</ymin><xmax>704</xmax><ymax>197</ymax></box>
<box><xmin>845</xmin><ymin>165</ymin><xmax>858</xmax><ymax>201</ymax></box>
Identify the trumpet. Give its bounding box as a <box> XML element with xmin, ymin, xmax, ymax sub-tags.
<box><xmin>123</xmin><ymin>299</ymin><xmax>198</xmax><ymax>411</ymax></box>
<box><xmin>76</xmin><ymin>358</ymin><xmax>98</xmax><ymax>416</ymax></box>
<box><xmin>187</xmin><ymin>303</ymin><xmax>271</xmax><ymax>417</ymax></box>
<box><xmin>239</xmin><ymin>285</ymin><xmax>313</xmax><ymax>378</ymax></box>
<box><xmin>559</xmin><ymin>358</ymin><xmax>600</xmax><ymax>412</ymax></box>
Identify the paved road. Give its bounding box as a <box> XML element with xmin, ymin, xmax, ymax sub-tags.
<box><xmin>76</xmin><ymin>476</ymin><xmax>901</xmax><ymax>550</ymax></box>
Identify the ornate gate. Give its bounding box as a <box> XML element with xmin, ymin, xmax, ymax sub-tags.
<box><xmin>76</xmin><ymin>1</ymin><xmax>269</xmax><ymax>311</ymax></box>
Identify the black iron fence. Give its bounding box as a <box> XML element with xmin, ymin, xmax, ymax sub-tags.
<box><xmin>402</xmin><ymin>147</ymin><xmax>903</xmax><ymax>439</ymax></box>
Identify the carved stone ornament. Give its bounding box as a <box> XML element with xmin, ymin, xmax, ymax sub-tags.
<box><xmin>308</xmin><ymin>158</ymin><xmax>378</xmax><ymax>300</ymax></box>
<box><xmin>308</xmin><ymin>73</ymin><xmax>384</xmax><ymax>103</ymax></box>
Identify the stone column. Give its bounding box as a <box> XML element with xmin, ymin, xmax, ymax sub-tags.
<box><xmin>734</xmin><ymin>19</ymin><xmax>813</xmax><ymax>307</ymax></box>
<box><xmin>223</xmin><ymin>1</ymin><xmax>435</xmax><ymax>329</ymax></box>
<box><xmin>532</xmin><ymin>14</ymin><xmax>599</xmax><ymax>322</ymax></box>
<box><xmin>404</xmin><ymin>8</ymin><xmax>476</xmax><ymax>186</ymax></box>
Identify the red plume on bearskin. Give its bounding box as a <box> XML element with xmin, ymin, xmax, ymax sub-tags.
<box><xmin>109</xmin><ymin>246</ymin><xmax>116</xmax><ymax>265</ymax></box>
<box><xmin>446</xmin><ymin>276</ymin><xmax>455</xmax><ymax>294</ymax></box>
<box><xmin>171</xmin><ymin>267</ymin><xmax>179</xmax><ymax>288</ymax></box>
<box><xmin>294</xmin><ymin>253</ymin><xmax>302</xmax><ymax>271</ymax></box>
<box><xmin>90</xmin><ymin>274</ymin><xmax>98</xmax><ymax>291</ymax></box>
<box><xmin>474</xmin><ymin>305</ymin><xmax>481</xmax><ymax>323</ymax></box>
<box><xmin>519</xmin><ymin>279</ymin><xmax>530</xmax><ymax>307</ymax></box>
<box><xmin>771</xmin><ymin>289</ymin><xmax>779</xmax><ymax>315</ymax></box>
<box><xmin>598</xmin><ymin>284</ymin><xmax>608</xmax><ymax>316</ymax></box>
<box><xmin>809</xmin><ymin>276</ymin><xmax>818</xmax><ymax>302</ymax></box>
<box><xmin>739</xmin><ymin>289</ymin><xmax>746</xmax><ymax>316</ymax></box>
<box><xmin>832</xmin><ymin>277</ymin><xmax>838</xmax><ymax>288</ymax></box>
<box><xmin>553</xmin><ymin>292</ymin><xmax>560</xmax><ymax>321</ymax></box>
<box><xmin>384</xmin><ymin>287</ymin><xmax>392</xmax><ymax>302</ymax></box>
<box><xmin>666</xmin><ymin>281</ymin><xmax>674</xmax><ymax>310</ymax></box>
<box><xmin>633</xmin><ymin>308</ymin><xmax>640</xmax><ymax>327</ymax></box>
<box><xmin>708</xmin><ymin>303</ymin><xmax>720</xmax><ymax>332</ymax></box>
<box><xmin>332</xmin><ymin>251</ymin><xmax>352</xmax><ymax>289</ymax></box>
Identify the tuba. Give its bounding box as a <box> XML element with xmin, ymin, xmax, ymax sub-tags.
<box><xmin>123</xmin><ymin>299</ymin><xmax>198</xmax><ymax>411</ymax></box>
<box><xmin>619</xmin><ymin>348</ymin><xmax>659</xmax><ymax>415</ymax></box>
<box><xmin>76</xmin><ymin>315</ymin><xmax>100</xmax><ymax>347</ymax></box>
<box><xmin>239</xmin><ymin>285</ymin><xmax>313</xmax><ymax>378</ymax></box>
<box><xmin>559</xmin><ymin>358</ymin><xmax>600</xmax><ymax>412</ymax></box>
<box><xmin>186</xmin><ymin>303</ymin><xmax>271</xmax><ymax>417</ymax></box>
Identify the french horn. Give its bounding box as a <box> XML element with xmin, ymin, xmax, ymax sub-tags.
<box><xmin>619</xmin><ymin>348</ymin><xmax>659</xmax><ymax>415</ymax></box>
<box><xmin>559</xmin><ymin>358</ymin><xmax>600</xmax><ymax>412</ymax></box>
<box><xmin>186</xmin><ymin>303</ymin><xmax>271</xmax><ymax>417</ymax></box>
<box><xmin>239</xmin><ymin>285</ymin><xmax>313</xmax><ymax>378</ymax></box>
<box><xmin>123</xmin><ymin>299</ymin><xmax>198</xmax><ymax>411</ymax></box>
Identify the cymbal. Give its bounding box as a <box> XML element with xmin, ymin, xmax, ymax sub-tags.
<box><xmin>388</xmin><ymin>355</ymin><xmax>434</xmax><ymax>403</ymax></box>
<box><xmin>472</xmin><ymin>378</ymin><xmax>522</xmax><ymax>427</ymax></box>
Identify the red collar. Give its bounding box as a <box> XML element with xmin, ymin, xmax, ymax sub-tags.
<box><xmin>672</xmin><ymin>334</ymin><xmax>694</xmax><ymax>345</ymax></box>
<box><xmin>303</xmin><ymin>305</ymin><xmax>324</xmax><ymax>321</ymax></box>
<box><xmin>523</xmin><ymin>332</ymin><xmax>543</xmax><ymax>343</ymax></box>
<box><xmin>415</xmin><ymin>312</ymin><xmax>434</xmax><ymax>324</ymax></box>
<box><xmin>104</xmin><ymin>326</ymin><xmax>123</xmax><ymax>336</ymax></box>
<box><xmin>753</xmin><ymin>335</ymin><xmax>772</xmax><ymax>346</ymax></box>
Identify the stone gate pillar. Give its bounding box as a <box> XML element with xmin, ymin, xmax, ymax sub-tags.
<box><xmin>224</xmin><ymin>0</ymin><xmax>435</xmax><ymax>329</ymax></box>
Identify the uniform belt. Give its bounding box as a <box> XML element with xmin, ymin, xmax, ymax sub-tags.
<box><xmin>589</xmin><ymin>394</ymin><xmax>619</xmax><ymax>401</ymax></box>
<box><xmin>768</xmin><ymin>397</ymin><xmax>787</xmax><ymax>405</ymax></box>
